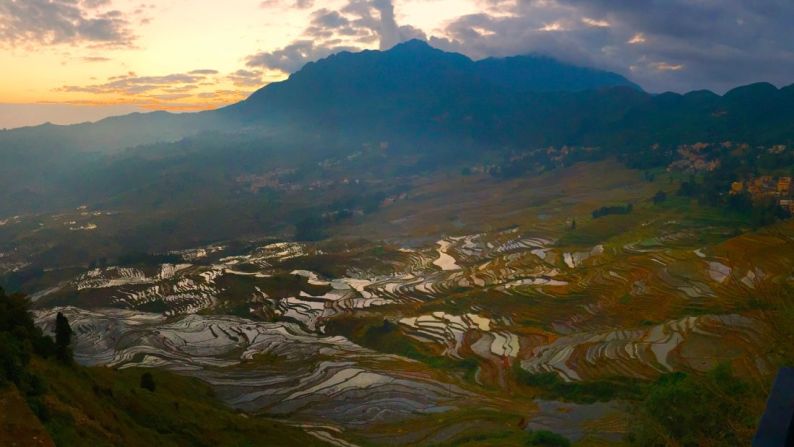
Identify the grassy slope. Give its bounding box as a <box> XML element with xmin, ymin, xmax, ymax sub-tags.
<box><xmin>0</xmin><ymin>385</ymin><xmax>55</xmax><ymax>447</ymax></box>
<box><xmin>28</xmin><ymin>358</ymin><xmax>327</xmax><ymax>447</ymax></box>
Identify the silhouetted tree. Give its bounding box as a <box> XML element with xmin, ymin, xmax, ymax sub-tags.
<box><xmin>294</xmin><ymin>216</ymin><xmax>328</xmax><ymax>241</ymax></box>
<box><xmin>55</xmin><ymin>312</ymin><xmax>73</xmax><ymax>364</ymax></box>
<box><xmin>140</xmin><ymin>372</ymin><xmax>156</xmax><ymax>392</ymax></box>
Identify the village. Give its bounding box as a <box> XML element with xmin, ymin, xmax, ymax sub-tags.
<box><xmin>730</xmin><ymin>175</ymin><xmax>794</xmax><ymax>213</ymax></box>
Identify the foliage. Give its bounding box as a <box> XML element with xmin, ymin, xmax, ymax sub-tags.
<box><xmin>55</xmin><ymin>312</ymin><xmax>73</xmax><ymax>364</ymax></box>
<box><xmin>525</xmin><ymin>430</ymin><xmax>571</xmax><ymax>446</ymax></box>
<box><xmin>0</xmin><ymin>287</ymin><xmax>320</xmax><ymax>446</ymax></box>
<box><xmin>514</xmin><ymin>367</ymin><xmax>647</xmax><ymax>403</ymax></box>
<box><xmin>294</xmin><ymin>216</ymin><xmax>328</xmax><ymax>241</ymax></box>
<box><xmin>0</xmin><ymin>287</ymin><xmax>54</xmax><ymax>422</ymax></box>
<box><xmin>627</xmin><ymin>364</ymin><xmax>757</xmax><ymax>446</ymax></box>
<box><xmin>592</xmin><ymin>203</ymin><xmax>633</xmax><ymax>219</ymax></box>
<box><xmin>652</xmin><ymin>190</ymin><xmax>667</xmax><ymax>204</ymax></box>
<box><xmin>139</xmin><ymin>372</ymin><xmax>156</xmax><ymax>392</ymax></box>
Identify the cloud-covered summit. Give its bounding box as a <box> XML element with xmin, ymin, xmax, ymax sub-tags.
<box><xmin>428</xmin><ymin>0</ymin><xmax>794</xmax><ymax>93</ymax></box>
<box><xmin>246</xmin><ymin>0</ymin><xmax>794</xmax><ymax>93</ymax></box>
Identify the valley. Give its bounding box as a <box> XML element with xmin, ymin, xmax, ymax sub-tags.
<box><xmin>12</xmin><ymin>159</ymin><xmax>792</xmax><ymax>445</ymax></box>
<box><xmin>2</xmin><ymin>39</ymin><xmax>794</xmax><ymax>446</ymax></box>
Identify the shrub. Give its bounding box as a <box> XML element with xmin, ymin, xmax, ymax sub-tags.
<box><xmin>525</xmin><ymin>430</ymin><xmax>570</xmax><ymax>446</ymax></box>
<box><xmin>628</xmin><ymin>364</ymin><xmax>756</xmax><ymax>446</ymax></box>
<box><xmin>592</xmin><ymin>203</ymin><xmax>633</xmax><ymax>219</ymax></box>
<box><xmin>55</xmin><ymin>312</ymin><xmax>73</xmax><ymax>364</ymax></box>
<box><xmin>652</xmin><ymin>190</ymin><xmax>667</xmax><ymax>204</ymax></box>
<box><xmin>514</xmin><ymin>367</ymin><xmax>646</xmax><ymax>403</ymax></box>
<box><xmin>140</xmin><ymin>372</ymin><xmax>156</xmax><ymax>392</ymax></box>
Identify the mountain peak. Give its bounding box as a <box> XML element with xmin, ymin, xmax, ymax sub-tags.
<box><xmin>232</xmin><ymin>42</ymin><xmax>643</xmax><ymax>118</ymax></box>
<box><xmin>388</xmin><ymin>39</ymin><xmax>434</xmax><ymax>52</ymax></box>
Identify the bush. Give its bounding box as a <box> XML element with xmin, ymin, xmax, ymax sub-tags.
<box><xmin>514</xmin><ymin>367</ymin><xmax>647</xmax><ymax>403</ymax></box>
<box><xmin>140</xmin><ymin>372</ymin><xmax>156</xmax><ymax>392</ymax></box>
<box><xmin>628</xmin><ymin>364</ymin><xmax>756</xmax><ymax>446</ymax></box>
<box><xmin>525</xmin><ymin>430</ymin><xmax>570</xmax><ymax>446</ymax></box>
<box><xmin>55</xmin><ymin>312</ymin><xmax>73</xmax><ymax>364</ymax></box>
<box><xmin>0</xmin><ymin>287</ymin><xmax>51</xmax><ymax>401</ymax></box>
<box><xmin>294</xmin><ymin>216</ymin><xmax>328</xmax><ymax>241</ymax></box>
<box><xmin>592</xmin><ymin>203</ymin><xmax>633</xmax><ymax>219</ymax></box>
<box><xmin>652</xmin><ymin>191</ymin><xmax>667</xmax><ymax>204</ymax></box>
<box><xmin>0</xmin><ymin>331</ymin><xmax>28</xmax><ymax>386</ymax></box>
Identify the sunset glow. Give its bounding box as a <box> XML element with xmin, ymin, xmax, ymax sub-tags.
<box><xmin>0</xmin><ymin>0</ymin><xmax>475</xmax><ymax>115</ymax></box>
<box><xmin>2</xmin><ymin>0</ymin><xmax>793</xmax><ymax>127</ymax></box>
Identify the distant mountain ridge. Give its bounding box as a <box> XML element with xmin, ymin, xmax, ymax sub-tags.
<box><xmin>228</xmin><ymin>39</ymin><xmax>640</xmax><ymax>120</ymax></box>
<box><xmin>223</xmin><ymin>40</ymin><xmax>793</xmax><ymax>150</ymax></box>
<box><xmin>0</xmin><ymin>40</ymin><xmax>793</xmax><ymax>217</ymax></box>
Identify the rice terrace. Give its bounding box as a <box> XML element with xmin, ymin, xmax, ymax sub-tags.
<box><xmin>2</xmin><ymin>1</ymin><xmax>794</xmax><ymax>446</ymax></box>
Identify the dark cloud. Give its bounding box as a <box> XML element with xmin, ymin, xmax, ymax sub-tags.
<box><xmin>0</xmin><ymin>0</ymin><xmax>135</xmax><ymax>47</ymax></box>
<box><xmin>247</xmin><ymin>0</ymin><xmax>426</xmax><ymax>73</ymax></box>
<box><xmin>247</xmin><ymin>40</ymin><xmax>359</xmax><ymax>73</ymax></box>
<box><xmin>251</xmin><ymin>0</ymin><xmax>794</xmax><ymax>92</ymax></box>
<box><xmin>430</xmin><ymin>0</ymin><xmax>794</xmax><ymax>93</ymax></box>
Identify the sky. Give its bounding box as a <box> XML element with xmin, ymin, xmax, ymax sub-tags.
<box><xmin>1</xmin><ymin>0</ymin><xmax>793</xmax><ymax>128</ymax></box>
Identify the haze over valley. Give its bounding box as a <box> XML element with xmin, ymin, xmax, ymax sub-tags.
<box><xmin>2</xmin><ymin>2</ymin><xmax>794</xmax><ymax>446</ymax></box>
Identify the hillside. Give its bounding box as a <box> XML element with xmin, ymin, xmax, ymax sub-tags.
<box><xmin>3</xmin><ymin>39</ymin><xmax>794</xmax><ymax>447</ymax></box>
<box><xmin>0</xmin><ymin>288</ymin><xmax>330</xmax><ymax>446</ymax></box>
<box><xmin>0</xmin><ymin>158</ymin><xmax>788</xmax><ymax>445</ymax></box>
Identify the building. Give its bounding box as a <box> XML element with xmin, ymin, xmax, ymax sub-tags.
<box><xmin>777</xmin><ymin>177</ymin><xmax>791</xmax><ymax>194</ymax></box>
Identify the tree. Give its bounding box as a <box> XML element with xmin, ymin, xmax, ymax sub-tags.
<box><xmin>294</xmin><ymin>216</ymin><xmax>328</xmax><ymax>241</ymax></box>
<box><xmin>140</xmin><ymin>372</ymin><xmax>156</xmax><ymax>392</ymax></box>
<box><xmin>652</xmin><ymin>190</ymin><xmax>667</xmax><ymax>204</ymax></box>
<box><xmin>0</xmin><ymin>287</ymin><xmax>50</xmax><ymax>408</ymax></box>
<box><xmin>570</xmin><ymin>218</ymin><xmax>576</xmax><ymax>230</ymax></box>
<box><xmin>525</xmin><ymin>430</ymin><xmax>570</xmax><ymax>446</ymax></box>
<box><xmin>628</xmin><ymin>364</ymin><xmax>754</xmax><ymax>446</ymax></box>
<box><xmin>55</xmin><ymin>312</ymin><xmax>73</xmax><ymax>364</ymax></box>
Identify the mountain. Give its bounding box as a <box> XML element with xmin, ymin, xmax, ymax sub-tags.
<box><xmin>474</xmin><ymin>53</ymin><xmax>641</xmax><ymax>92</ymax></box>
<box><xmin>234</xmin><ymin>39</ymin><xmax>640</xmax><ymax>119</ymax></box>
<box><xmin>224</xmin><ymin>39</ymin><xmax>641</xmax><ymax>139</ymax></box>
<box><xmin>1</xmin><ymin>40</ymin><xmax>793</xmax><ymax>220</ymax></box>
<box><xmin>5</xmin><ymin>40</ymin><xmax>794</xmax><ymax>447</ymax></box>
<box><xmin>225</xmin><ymin>40</ymin><xmax>793</xmax><ymax>150</ymax></box>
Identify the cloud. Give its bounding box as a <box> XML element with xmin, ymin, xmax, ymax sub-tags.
<box><xmin>227</xmin><ymin>69</ymin><xmax>265</xmax><ymax>87</ymax></box>
<box><xmin>60</xmin><ymin>72</ymin><xmax>211</xmax><ymax>95</ymax></box>
<box><xmin>652</xmin><ymin>62</ymin><xmax>684</xmax><ymax>72</ymax></box>
<box><xmin>429</xmin><ymin>0</ymin><xmax>794</xmax><ymax>93</ymax></box>
<box><xmin>627</xmin><ymin>33</ymin><xmax>645</xmax><ymax>45</ymax></box>
<box><xmin>55</xmin><ymin>68</ymin><xmax>254</xmax><ymax>111</ymax></box>
<box><xmin>247</xmin><ymin>0</ymin><xmax>426</xmax><ymax>74</ymax></box>
<box><xmin>190</xmin><ymin>69</ymin><xmax>220</xmax><ymax>75</ymax></box>
<box><xmin>260</xmin><ymin>0</ymin><xmax>314</xmax><ymax>9</ymax></box>
<box><xmin>247</xmin><ymin>40</ymin><xmax>359</xmax><ymax>73</ymax></box>
<box><xmin>581</xmin><ymin>17</ymin><xmax>609</xmax><ymax>28</ymax></box>
<box><xmin>81</xmin><ymin>56</ymin><xmax>111</xmax><ymax>62</ymax></box>
<box><xmin>0</xmin><ymin>0</ymin><xmax>135</xmax><ymax>47</ymax></box>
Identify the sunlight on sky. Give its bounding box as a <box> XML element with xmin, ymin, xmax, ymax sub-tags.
<box><xmin>1</xmin><ymin>0</ymin><xmax>791</xmax><ymax>127</ymax></box>
<box><xmin>0</xmin><ymin>0</ymin><xmax>479</xmax><ymax>119</ymax></box>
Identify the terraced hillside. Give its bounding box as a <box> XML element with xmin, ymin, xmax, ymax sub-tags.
<box><xmin>21</xmin><ymin>161</ymin><xmax>793</xmax><ymax>445</ymax></box>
